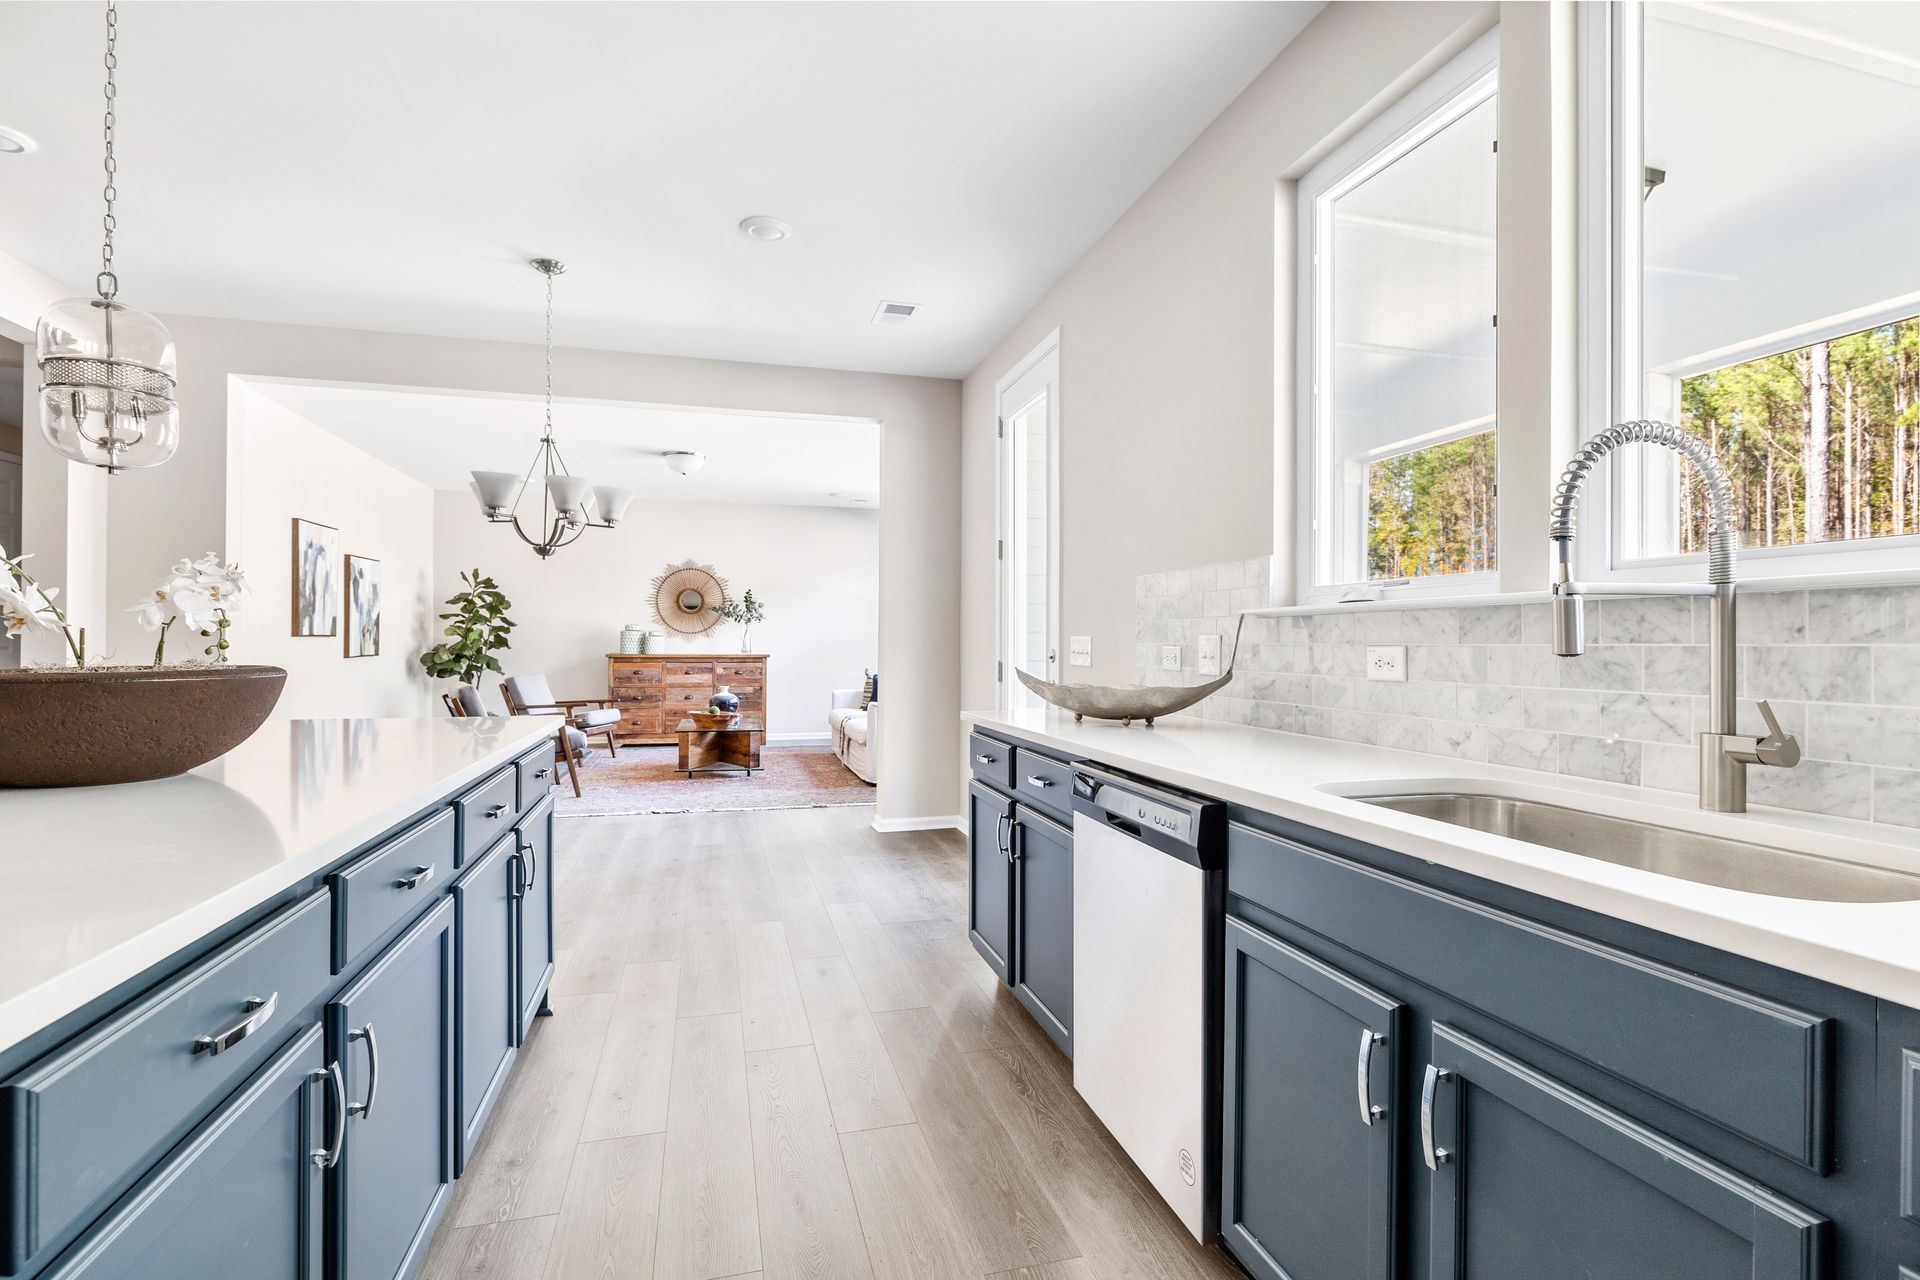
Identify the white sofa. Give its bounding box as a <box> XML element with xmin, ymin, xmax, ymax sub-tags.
<box><xmin>827</xmin><ymin>690</ymin><xmax>878</xmax><ymax>784</ymax></box>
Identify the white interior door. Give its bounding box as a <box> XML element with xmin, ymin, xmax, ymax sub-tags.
<box><xmin>997</xmin><ymin>333</ymin><xmax>1061</xmax><ymax>708</ymax></box>
<box><xmin>0</xmin><ymin>451</ymin><xmax>20</xmax><ymax>669</ymax></box>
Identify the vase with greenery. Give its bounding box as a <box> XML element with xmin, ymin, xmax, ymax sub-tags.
<box><xmin>713</xmin><ymin>588</ymin><xmax>767</xmax><ymax>653</ymax></box>
<box><xmin>419</xmin><ymin>569</ymin><xmax>516</xmax><ymax>687</ymax></box>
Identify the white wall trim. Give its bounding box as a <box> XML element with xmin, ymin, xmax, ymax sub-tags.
<box><xmin>871</xmin><ymin>814</ymin><xmax>964</xmax><ymax>834</ymax></box>
<box><xmin>767</xmin><ymin>732</ymin><xmax>831</xmax><ymax>747</ymax></box>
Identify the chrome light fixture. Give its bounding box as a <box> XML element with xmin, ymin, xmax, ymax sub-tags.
<box><xmin>37</xmin><ymin>0</ymin><xmax>178</xmax><ymax>474</ymax></box>
<box><xmin>470</xmin><ymin>258</ymin><xmax>634</xmax><ymax>559</ymax></box>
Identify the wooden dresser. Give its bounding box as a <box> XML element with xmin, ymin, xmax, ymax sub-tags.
<box><xmin>605</xmin><ymin>653</ymin><xmax>769</xmax><ymax>746</ymax></box>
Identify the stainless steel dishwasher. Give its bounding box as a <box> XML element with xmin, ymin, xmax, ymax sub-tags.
<box><xmin>1070</xmin><ymin>764</ymin><xmax>1226</xmax><ymax>1240</ymax></box>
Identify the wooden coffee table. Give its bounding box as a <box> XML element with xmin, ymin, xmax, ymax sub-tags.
<box><xmin>674</xmin><ymin>716</ymin><xmax>764</xmax><ymax>778</ymax></box>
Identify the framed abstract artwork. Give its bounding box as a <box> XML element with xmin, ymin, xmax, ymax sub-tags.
<box><xmin>292</xmin><ymin>518</ymin><xmax>339</xmax><ymax>637</ymax></box>
<box><xmin>345</xmin><ymin>554</ymin><xmax>381</xmax><ymax>658</ymax></box>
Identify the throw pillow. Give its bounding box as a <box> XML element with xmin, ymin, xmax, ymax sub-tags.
<box><xmin>860</xmin><ymin>670</ymin><xmax>878</xmax><ymax>709</ymax></box>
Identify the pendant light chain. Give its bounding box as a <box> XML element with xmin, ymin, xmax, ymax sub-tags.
<box><xmin>98</xmin><ymin>0</ymin><xmax>119</xmax><ymax>301</ymax></box>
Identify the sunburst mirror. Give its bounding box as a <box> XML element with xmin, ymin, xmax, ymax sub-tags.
<box><xmin>650</xmin><ymin>560</ymin><xmax>731</xmax><ymax>635</ymax></box>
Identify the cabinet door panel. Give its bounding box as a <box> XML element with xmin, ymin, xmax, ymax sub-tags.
<box><xmin>42</xmin><ymin>1024</ymin><xmax>327</xmax><ymax>1280</ymax></box>
<box><xmin>453</xmin><ymin>833</ymin><xmax>517</xmax><ymax>1171</ymax></box>
<box><xmin>1222</xmin><ymin>918</ymin><xmax>1401</xmax><ymax>1280</ymax></box>
<box><xmin>967</xmin><ymin>781</ymin><xmax>1014</xmax><ymax>983</ymax></box>
<box><xmin>329</xmin><ymin>899</ymin><xmax>455</xmax><ymax>1280</ymax></box>
<box><xmin>1011</xmin><ymin>805</ymin><xmax>1073</xmax><ymax>1056</ymax></box>
<box><xmin>515</xmin><ymin>795</ymin><xmax>557</xmax><ymax>1039</ymax></box>
<box><xmin>1427</xmin><ymin>1022</ymin><xmax>1826</xmax><ymax>1280</ymax></box>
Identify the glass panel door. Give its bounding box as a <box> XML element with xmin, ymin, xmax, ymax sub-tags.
<box><xmin>998</xmin><ymin>335</ymin><xmax>1059</xmax><ymax>708</ymax></box>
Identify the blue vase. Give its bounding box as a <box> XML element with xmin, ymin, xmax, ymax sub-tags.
<box><xmin>711</xmin><ymin>685</ymin><xmax>741</xmax><ymax>714</ymax></box>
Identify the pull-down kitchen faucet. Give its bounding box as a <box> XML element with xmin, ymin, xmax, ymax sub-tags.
<box><xmin>1548</xmin><ymin>420</ymin><xmax>1799</xmax><ymax>813</ymax></box>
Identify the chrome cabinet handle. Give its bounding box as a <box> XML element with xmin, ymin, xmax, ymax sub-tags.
<box><xmin>312</xmin><ymin>1062</ymin><xmax>346</xmax><ymax>1168</ymax></box>
<box><xmin>484</xmin><ymin>803</ymin><xmax>508</xmax><ymax>820</ymax></box>
<box><xmin>975</xmin><ymin>753</ymin><xmax>997</xmax><ymax>764</ymax></box>
<box><xmin>509</xmin><ymin>850</ymin><xmax>526</xmax><ymax>900</ymax></box>
<box><xmin>1357</xmin><ymin>1029</ymin><xmax>1386</xmax><ymax>1127</ymax></box>
<box><xmin>517</xmin><ymin>834</ymin><xmax>539</xmax><ymax>892</ymax></box>
<box><xmin>194</xmin><ymin>992</ymin><xmax>278</xmax><ymax>1056</ymax></box>
<box><xmin>348</xmin><ymin>1024</ymin><xmax>379</xmax><ymax>1119</ymax></box>
<box><xmin>995</xmin><ymin>814</ymin><xmax>1012</xmax><ymax>862</ymax></box>
<box><xmin>395</xmin><ymin>863</ymin><xmax>436</xmax><ymax>891</ymax></box>
<box><xmin>1025</xmin><ymin>775</ymin><xmax>1055</xmax><ymax>789</ymax></box>
<box><xmin>533</xmin><ymin>767</ymin><xmax>552</xmax><ymax>780</ymax></box>
<box><xmin>1421</xmin><ymin>1065</ymin><xmax>1452</xmax><ymax>1171</ymax></box>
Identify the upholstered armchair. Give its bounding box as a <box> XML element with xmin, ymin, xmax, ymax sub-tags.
<box><xmin>451</xmin><ymin>680</ymin><xmax>595</xmax><ymax>797</ymax></box>
<box><xmin>501</xmin><ymin>673</ymin><xmax>623</xmax><ymax>756</ymax></box>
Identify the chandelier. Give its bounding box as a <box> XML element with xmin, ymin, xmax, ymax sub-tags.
<box><xmin>470</xmin><ymin>258</ymin><xmax>633</xmax><ymax>558</ymax></box>
<box><xmin>37</xmin><ymin>0</ymin><xmax>178</xmax><ymax>474</ymax></box>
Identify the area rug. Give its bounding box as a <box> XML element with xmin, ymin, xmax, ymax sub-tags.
<box><xmin>554</xmin><ymin>744</ymin><xmax>876</xmax><ymax>817</ymax></box>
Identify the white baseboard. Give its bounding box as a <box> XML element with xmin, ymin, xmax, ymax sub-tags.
<box><xmin>767</xmin><ymin>732</ymin><xmax>831</xmax><ymax>747</ymax></box>
<box><xmin>871</xmin><ymin>814</ymin><xmax>965</xmax><ymax>834</ymax></box>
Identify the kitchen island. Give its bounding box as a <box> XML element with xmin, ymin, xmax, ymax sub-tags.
<box><xmin>0</xmin><ymin>715</ymin><xmax>563</xmax><ymax>1280</ymax></box>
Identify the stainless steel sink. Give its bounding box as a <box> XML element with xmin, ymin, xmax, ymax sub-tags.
<box><xmin>1358</xmin><ymin>791</ymin><xmax>1920</xmax><ymax>903</ymax></box>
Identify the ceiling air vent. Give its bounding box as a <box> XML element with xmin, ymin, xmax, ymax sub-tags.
<box><xmin>871</xmin><ymin>300</ymin><xmax>918</xmax><ymax>326</ymax></box>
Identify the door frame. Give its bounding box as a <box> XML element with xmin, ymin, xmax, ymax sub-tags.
<box><xmin>995</xmin><ymin>329</ymin><xmax>1062</xmax><ymax>707</ymax></box>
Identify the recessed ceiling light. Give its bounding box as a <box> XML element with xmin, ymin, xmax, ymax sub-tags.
<box><xmin>871</xmin><ymin>300</ymin><xmax>918</xmax><ymax>326</ymax></box>
<box><xmin>738</xmin><ymin>215</ymin><xmax>792</xmax><ymax>242</ymax></box>
<box><xmin>663</xmin><ymin>450</ymin><xmax>706</xmax><ymax>476</ymax></box>
<box><xmin>0</xmin><ymin>126</ymin><xmax>37</xmax><ymax>155</ymax></box>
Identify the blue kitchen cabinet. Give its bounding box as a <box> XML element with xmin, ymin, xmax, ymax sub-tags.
<box><xmin>327</xmin><ymin>898</ymin><xmax>455</xmax><ymax>1280</ymax></box>
<box><xmin>38</xmin><ymin>1024</ymin><xmax>330</xmax><ymax>1280</ymax></box>
<box><xmin>1010</xmin><ymin>803</ymin><xmax>1073</xmax><ymax>1057</ymax></box>
<box><xmin>513</xmin><ymin>794</ymin><xmax>556</xmax><ymax>1040</ymax></box>
<box><xmin>967</xmin><ymin>779</ymin><xmax>1016</xmax><ymax>983</ymax></box>
<box><xmin>452</xmin><ymin>832</ymin><xmax>517</xmax><ymax>1172</ymax></box>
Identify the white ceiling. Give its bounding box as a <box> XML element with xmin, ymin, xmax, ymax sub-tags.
<box><xmin>246</xmin><ymin>379</ymin><xmax>881</xmax><ymax>510</ymax></box>
<box><xmin>0</xmin><ymin>1</ymin><xmax>1323</xmax><ymax>379</ymax></box>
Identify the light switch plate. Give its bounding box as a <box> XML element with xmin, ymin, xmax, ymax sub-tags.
<box><xmin>1160</xmin><ymin>644</ymin><xmax>1183</xmax><ymax>671</ymax></box>
<box><xmin>1366</xmin><ymin>645</ymin><xmax>1407</xmax><ymax>682</ymax></box>
<box><xmin>1197</xmin><ymin>633</ymin><xmax>1222</xmax><ymax>677</ymax></box>
<box><xmin>1069</xmin><ymin>636</ymin><xmax>1093</xmax><ymax>667</ymax></box>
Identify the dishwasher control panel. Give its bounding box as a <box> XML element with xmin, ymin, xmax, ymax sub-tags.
<box><xmin>1072</xmin><ymin>764</ymin><xmax>1222</xmax><ymax>857</ymax></box>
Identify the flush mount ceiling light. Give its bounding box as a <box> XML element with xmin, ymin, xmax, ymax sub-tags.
<box><xmin>468</xmin><ymin>258</ymin><xmax>635</xmax><ymax>559</ymax></box>
<box><xmin>36</xmin><ymin>0</ymin><xmax>178</xmax><ymax>474</ymax></box>
<box><xmin>737</xmin><ymin>215</ymin><xmax>792</xmax><ymax>242</ymax></box>
<box><xmin>0</xmin><ymin>126</ymin><xmax>36</xmax><ymax>155</ymax></box>
<box><xmin>663</xmin><ymin>450</ymin><xmax>706</xmax><ymax>477</ymax></box>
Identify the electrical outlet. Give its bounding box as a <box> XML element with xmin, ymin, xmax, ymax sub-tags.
<box><xmin>1366</xmin><ymin>645</ymin><xmax>1407</xmax><ymax>682</ymax></box>
<box><xmin>1069</xmin><ymin>636</ymin><xmax>1093</xmax><ymax>667</ymax></box>
<box><xmin>1197</xmin><ymin>633</ymin><xmax>1222</xmax><ymax>677</ymax></box>
<box><xmin>1160</xmin><ymin>644</ymin><xmax>1183</xmax><ymax>671</ymax></box>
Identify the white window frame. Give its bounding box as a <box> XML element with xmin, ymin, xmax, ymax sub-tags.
<box><xmin>1293</xmin><ymin>30</ymin><xmax>1502</xmax><ymax>606</ymax></box>
<box><xmin>1578</xmin><ymin>1</ymin><xmax>1920</xmax><ymax>587</ymax></box>
<box><xmin>995</xmin><ymin>330</ymin><xmax>1062</xmax><ymax>708</ymax></box>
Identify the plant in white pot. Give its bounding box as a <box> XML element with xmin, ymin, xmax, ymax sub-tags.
<box><xmin>0</xmin><ymin>546</ymin><xmax>285</xmax><ymax>789</ymax></box>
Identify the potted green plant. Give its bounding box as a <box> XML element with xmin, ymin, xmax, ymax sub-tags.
<box><xmin>713</xmin><ymin>588</ymin><xmax>767</xmax><ymax>653</ymax></box>
<box><xmin>0</xmin><ymin>545</ymin><xmax>286</xmax><ymax>788</ymax></box>
<box><xmin>418</xmin><ymin>569</ymin><xmax>516</xmax><ymax>687</ymax></box>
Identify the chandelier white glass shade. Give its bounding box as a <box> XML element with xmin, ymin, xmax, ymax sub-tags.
<box><xmin>38</xmin><ymin>0</ymin><xmax>179</xmax><ymax>474</ymax></box>
<box><xmin>470</xmin><ymin>258</ymin><xmax>634</xmax><ymax>559</ymax></box>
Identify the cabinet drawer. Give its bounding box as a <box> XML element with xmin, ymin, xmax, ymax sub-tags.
<box><xmin>1227</xmin><ymin>822</ymin><xmax>1833</xmax><ymax>1169</ymax></box>
<box><xmin>969</xmin><ymin>731</ymin><xmax>1015</xmax><ymax>793</ymax></box>
<box><xmin>620</xmin><ymin>710</ymin><xmax>664</xmax><ymax>736</ymax></box>
<box><xmin>664</xmin><ymin>687</ymin><xmax>709</xmax><ymax>711</ymax></box>
<box><xmin>331</xmin><ymin>808</ymin><xmax>455</xmax><ymax>973</ymax></box>
<box><xmin>715</xmin><ymin>661</ymin><xmax>764</xmax><ymax>682</ymax></box>
<box><xmin>716</xmin><ymin>681</ymin><xmax>762</xmax><ymax>700</ymax></box>
<box><xmin>609</xmin><ymin>663</ymin><xmax>661</xmax><ymax>686</ymax></box>
<box><xmin>514</xmin><ymin>745</ymin><xmax>556</xmax><ymax>812</ymax></box>
<box><xmin>1</xmin><ymin>890</ymin><xmax>331</xmax><ymax>1274</ymax></box>
<box><xmin>616</xmin><ymin>687</ymin><xmax>664</xmax><ymax>708</ymax></box>
<box><xmin>1012</xmin><ymin>748</ymin><xmax>1074</xmax><ymax>822</ymax></box>
<box><xmin>662</xmin><ymin>661</ymin><xmax>713</xmax><ymax>685</ymax></box>
<box><xmin>453</xmin><ymin>766</ymin><xmax>516</xmax><ymax>865</ymax></box>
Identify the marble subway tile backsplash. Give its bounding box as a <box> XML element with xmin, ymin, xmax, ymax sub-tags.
<box><xmin>1137</xmin><ymin>559</ymin><xmax>1920</xmax><ymax>830</ymax></box>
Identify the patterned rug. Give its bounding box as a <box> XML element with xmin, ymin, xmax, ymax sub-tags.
<box><xmin>554</xmin><ymin>744</ymin><xmax>876</xmax><ymax>817</ymax></box>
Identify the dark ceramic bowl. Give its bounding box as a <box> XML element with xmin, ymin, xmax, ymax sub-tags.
<box><xmin>0</xmin><ymin>665</ymin><xmax>287</xmax><ymax>787</ymax></box>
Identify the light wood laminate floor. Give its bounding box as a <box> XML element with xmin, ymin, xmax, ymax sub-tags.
<box><xmin>420</xmin><ymin>805</ymin><xmax>1246</xmax><ymax>1280</ymax></box>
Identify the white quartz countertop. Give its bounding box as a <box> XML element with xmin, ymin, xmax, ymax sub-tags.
<box><xmin>0</xmin><ymin>715</ymin><xmax>562</xmax><ymax>1055</ymax></box>
<box><xmin>968</xmin><ymin>707</ymin><xmax>1920</xmax><ymax>1007</ymax></box>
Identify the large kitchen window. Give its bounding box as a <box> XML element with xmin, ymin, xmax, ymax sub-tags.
<box><xmin>1589</xmin><ymin>1</ymin><xmax>1920</xmax><ymax>580</ymax></box>
<box><xmin>1296</xmin><ymin>33</ymin><xmax>1499</xmax><ymax>604</ymax></box>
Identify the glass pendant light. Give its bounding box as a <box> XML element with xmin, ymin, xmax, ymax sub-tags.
<box><xmin>469</xmin><ymin>259</ymin><xmax>634</xmax><ymax>558</ymax></box>
<box><xmin>37</xmin><ymin>0</ymin><xmax>179</xmax><ymax>474</ymax></box>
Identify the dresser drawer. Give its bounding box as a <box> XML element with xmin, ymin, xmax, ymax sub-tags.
<box><xmin>663</xmin><ymin>661</ymin><xmax>714</xmax><ymax>685</ymax></box>
<box><xmin>665</xmin><ymin>687</ymin><xmax>710</xmax><ymax>711</ymax></box>
<box><xmin>615</xmin><ymin>687</ymin><xmax>664</xmax><ymax>708</ymax></box>
<box><xmin>1011</xmin><ymin>747</ymin><xmax>1074</xmax><ymax>822</ymax></box>
<box><xmin>610</xmin><ymin>663</ymin><xmax>661</xmax><ymax>687</ymax></box>
<box><xmin>1</xmin><ymin>889</ymin><xmax>331</xmax><ymax>1274</ymax></box>
<box><xmin>1227</xmin><ymin>822</ymin><xmax>1834</xmax><ymax>1169</ymax></box>
<box><xmin>968</xmin><ymin>731</ymin><xmax>1015</xmax><ymax>793</ymax></box>
<box><xmin>715</xmin><ymin>660</ymin><xmax>764</xmax><ymax>682</ymax></box>
<box><xmin>330</xmin><ymin>808</ymin><xmax>455</xmax><ymax>973</ymax></box>
<box><xmin>514</xmin><ymin>745</ymin><xmax>557</xmax><ymax>812</ymax></box>
<box><xmin>453</xmin><ymin>765</ymin><xmax>517</xmax><ymax>864</ymax></box>
<box><xmin>620</xmin><ymin>709</ymin><xmax>664</xmax><ymax>735</ymax></box>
